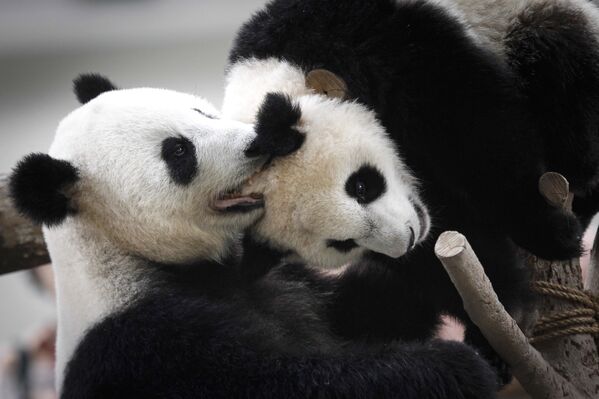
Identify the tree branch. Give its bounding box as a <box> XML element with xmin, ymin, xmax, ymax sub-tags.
<box><xmin>435</xmin><ymin>231</ymin><xmax>580</xmax><ymax>399</ymax></box>
<box><xmin>0</xmin><ymin>173</ymin><xmax>49</xmax><ymax>275</ymax></box>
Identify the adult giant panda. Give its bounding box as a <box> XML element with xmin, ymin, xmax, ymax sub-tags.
<box><xmin>10</xmin><ymin>75</ymin><xmax>494</xmax><ymax>398</ymax></box>
<box><xmin>224</xmin><ymin>0</ymin><xmax>599</xmax><ymax>383</ymax></box>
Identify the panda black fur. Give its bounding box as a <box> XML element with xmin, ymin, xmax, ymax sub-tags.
<box><xmin>10</xmin><ymin>75</ymin><xmax>497</xmax><ymax>398</ymax></box>
<box><xmin>225</xmin><ymin>0</ymin><xmax>599</xmax><ymax>383</ymax></box>
<box><xmin>449</xmin><ymin>0</ymin><xmax>599</xmax><ymax>224</ymax></box>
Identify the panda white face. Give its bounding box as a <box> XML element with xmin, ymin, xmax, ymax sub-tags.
<box><xmin>46</xmin><ymin>86</ymin><xmax>266</xmax><ymax>263</ymax></box>
<box><xmin>242</xmin><ymin>95</ymin><xmax>430</xmax><ymax>268</ymax></box>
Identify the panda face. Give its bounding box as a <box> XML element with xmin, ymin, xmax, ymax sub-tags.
<box><xmin>242</xmin><ymin>95</ymin><xmax>430</xmax><ymax>268</ymax></box>
<box><xmin>45</xmin><ymin>87</ymin><xmax>267</xmax><ymax>263</ymax></box>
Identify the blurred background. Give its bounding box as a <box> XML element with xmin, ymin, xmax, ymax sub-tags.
<box><xmin>0</xmin><ymin>1</ymin><xmax>266</xmax><ymax>396</ymax></box>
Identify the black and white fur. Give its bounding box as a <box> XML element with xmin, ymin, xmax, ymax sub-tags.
<box><xmin>10</xmin><ymin>75</ymin><xmax>496</xmax><ymax>398</ymax></box>
<box><xmin>10</xmin><ymin>75</ymin><xmax>278</xmax><ymax>389</ymax></box>
<box><xmin>225</xmin><ymin>0</ymin><xmax>599</xmax><ymax>384</ymax></box>
<box><xmin>241</xmin><ymin>92</ymin><xmax>430</xmax><ymax>267</ymax></box>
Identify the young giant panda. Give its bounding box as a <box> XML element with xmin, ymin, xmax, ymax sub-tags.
<box><xmin>10</xmin><ymin>75</ymin><xmax>495</xmax><ymax>398</ymax></box>
<box><xmin>245</xmin><ymin>92</ymin><xmax>430</xmax><ymax>268</ymax></box>
<box><xmin>223</xmin><ymin>0</ymin><xmax>599</xmax><ymax>383</ymax></box>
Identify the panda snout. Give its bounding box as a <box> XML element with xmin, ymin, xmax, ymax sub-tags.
<box><xmin>410</xmin><ymin>197</ymin><xmax>430</xmax><ymax>242</ymax></box>
<box><xmin>407</xmin><ymin>226</ymin><xmax>415</xmax><ymax>250</ymax></box>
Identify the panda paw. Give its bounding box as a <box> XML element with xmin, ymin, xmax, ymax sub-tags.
<box><xmin>463</xmin><ymin>326</ymin><xmax>512</xmax><ymax>389</ymax></box>
<box><xmin>246</xmin><ymin>92</ymin><xmax>305</xmax><ymax>158</ymax></box>
<box><xmin>430</xmin><ymin>340</ymin><xmax>499</xmax><ymax>399</ymax></box>
<box><xmin>512</xmin><ymin>207</ymin><xmax>583</xmax><ymax>260</ymax></box>
<box><xmin>486</xmin><ymin>350</ymin><xmax>513</xmax><ymax>388</ymax></box>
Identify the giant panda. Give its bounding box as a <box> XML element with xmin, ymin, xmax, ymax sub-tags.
<box><xmin>9</xmin><ymin>75</ymin><xmax>495</xmax><ymax>398</ymax></box>
<box><xmin>223</xmin><ymin>0</ymin><xmax>599</xmax><ymax>383</ymax></box>
<box><xmin>10</xmin><ymin>74</ymin><xmax>282</xmax><ymax>391</ymax></box>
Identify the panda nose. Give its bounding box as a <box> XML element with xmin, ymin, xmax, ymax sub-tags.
<box><xmin>407</xmin><ymin>226</ymin><xmax>415</xmax><ymax>250</ymax></box>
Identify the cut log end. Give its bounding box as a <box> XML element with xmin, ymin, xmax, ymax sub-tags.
<box><xmin>539</xmin><ymin>172</ymin><xmax>571</xmax><ymax>210</ymax></box>
<box><xmin>305</xmin><ymin>69</ymin><xmax>348</xmax><ymax>100</ymax></box>
<box><xmin>434</xmin><ymin>231</ymin><xmax>466</xmax><ymax>259</ymax></box>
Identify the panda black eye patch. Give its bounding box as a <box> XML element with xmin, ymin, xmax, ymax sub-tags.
<box><xmin>327</xmin><ymin>239</ymin><xmax>358</xmax><ymax>253</ymax></box>
<box><xmin>345</xmin><ymin>165</ymin><xmax>386</xmax><ymax>205</ymax></box>
<box><xmin>161</xmin><ymin>137</ymin><xmax>198</xmax><ymax>186</ymax></box>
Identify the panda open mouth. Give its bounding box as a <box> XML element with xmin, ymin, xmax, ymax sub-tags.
<box><xmin>326</xmin><ymin>239</ymin><xmax>359</xmax><ymax>253</ymax></box>
<box><xmin>212</xmin><ymin>190</ymin><xmax>264</xmax><ymax>213</ymax></box>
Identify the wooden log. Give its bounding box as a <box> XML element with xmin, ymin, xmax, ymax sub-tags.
<box><xmin>0</xmin><ymin>173</ymin><xmax>49</xmax><ymax>275</ymax></box>
<box><xmin>435</xmin><ymin>231</ymin><xmax>579</xmax><ymax>399</ymax></box>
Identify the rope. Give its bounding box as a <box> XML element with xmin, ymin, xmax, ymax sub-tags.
<box><xmin>529</xmin><ymin>281</ymin><xmax>599</xmax><ymax>344</ymax></box>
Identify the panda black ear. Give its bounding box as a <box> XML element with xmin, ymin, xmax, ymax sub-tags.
<box><xmin>246</xmin><ymin>92</ymin><xmax>305</xmax><ymax>158</ymax></box>
<box><xmin>9</xmin><ymin>153</ymin><xmax>79</xmax><ymax>226</ymax></box>
<box><xmin>73</xmin><ymin>73</ymin><xmax>118</xmax><ymax>104</ymax></box>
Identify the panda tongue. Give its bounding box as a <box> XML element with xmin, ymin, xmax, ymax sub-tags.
<box><xmin>213</xmin><ymin>193</ymin><xmax>264</xmax><ymax>211</ymax></box>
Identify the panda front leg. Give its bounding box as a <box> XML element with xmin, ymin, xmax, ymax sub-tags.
<box><xmin>506</xmin><ymin>186</ymin><xmax>583</xmax><ymax>260</ymax></box>
<box><xmin>326</xmin><ymin>257</ymin><xmax>443</xmax><ymax>342</ymax></box>
<box><xmin>62</xmin><ymin>338</ymin><xmax>498</xmax><ymax>399</ymax></box>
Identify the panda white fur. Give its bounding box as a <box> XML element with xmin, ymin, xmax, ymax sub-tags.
<box><xmin>10</xmin><ymin>75</ymin><xmax>495</xmax><ymax>398</ymax></box>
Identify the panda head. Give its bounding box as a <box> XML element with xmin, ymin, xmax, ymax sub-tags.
<box><xmin>242</xmin><ymin>93</ymin><xmax>430</xmax><ymax>268</ymax></box>
<box><xmin>9</xmin><ymin>74</ymin><xmax>283</xmax><ymax>264</ymax></box>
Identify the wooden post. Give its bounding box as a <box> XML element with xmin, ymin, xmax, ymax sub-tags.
<box><xmin>0</xmin><ymin>173</ymin><xmax>49</xmax><ymax>275</ymax></box>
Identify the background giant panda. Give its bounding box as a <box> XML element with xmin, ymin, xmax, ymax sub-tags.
<box><xmin>448</xmin><ymin>0</ymin><xmax>599</xmax><ymax>223</ymax></box>
<box><xmin>224</xmin><ymin>0</ymin><xmax>599</xmax><ymax>383</ymax></box>
<box><xmin>10</xmin><ymin>75</ymin><xmax>495</xmax><ymax>398</ymax></box>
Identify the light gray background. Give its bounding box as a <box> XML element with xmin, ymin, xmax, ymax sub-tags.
<box><xmin>0</xmin><ymin>0</ymin><xmax>266</xmax><ymax>343</ymax></box>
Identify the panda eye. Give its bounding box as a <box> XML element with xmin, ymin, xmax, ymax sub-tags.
<box><xmin>161</xmin><ymin>137</ymin><xmax>198</xmax><ymax>186</ymax></box>
<box><xmin>355</xmin><ymin>180</ymin><xmax>367</xmax><ymax>202</ymax></box>
<box><xmin>173</xmin><ymin>144</ymin><xmax>186</xmax><ymax>157</ymax></box>
<box><xmin>345</xmin><ymin>165</ymin><xmax>386</xmax><ymax>205</ymax></box>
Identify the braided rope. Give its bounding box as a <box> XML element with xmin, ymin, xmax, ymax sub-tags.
<box><xmin>530</xmin><ymin>281</ymin><xmax>599</xmax><ymax>344</ymax></box>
